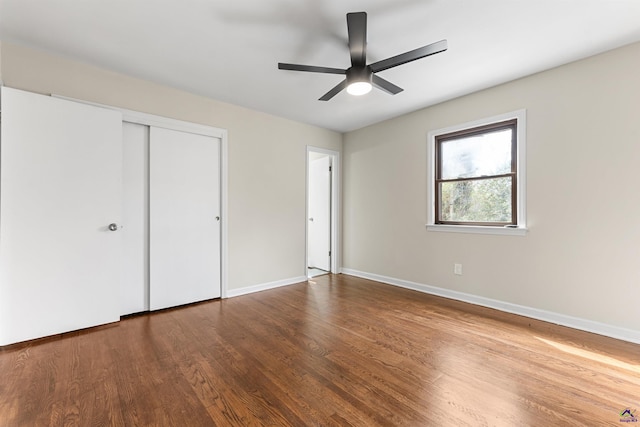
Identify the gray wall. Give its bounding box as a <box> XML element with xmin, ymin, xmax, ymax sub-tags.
<box><xmin>343</xmin><ymin>42</ymin><xmax>640</xmax><ymax>336</ymax></box>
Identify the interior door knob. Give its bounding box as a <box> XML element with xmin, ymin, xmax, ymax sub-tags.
<box><xmin>309</xmin><ymin>217</ymin><xmax>314</xmax><ymax>222</ymax></box>
<box><xmin>108</xmin><ymin>223</ymin><xmax>118</xmax><ymax>231</ymax></box>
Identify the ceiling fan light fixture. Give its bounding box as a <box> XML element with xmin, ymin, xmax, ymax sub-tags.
<box><xmin>277</xmin><ymin>12</ymin><xmax>448</xmax><ymax>101</ymax></box>
<box><xmin>347</xmin><ymin>81</ymin><xmax>372</xmax><ymax>96</ymax></box>
<box><xmin>346</xmin><ymin>66</ymin><xmax>373</xmax><ymax>96</ymax></box>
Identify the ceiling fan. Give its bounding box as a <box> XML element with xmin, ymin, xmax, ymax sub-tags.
<box><xmin>278</xmin><ymin>11</ymin><xmax>447</xmax><ymax>101</ymax></box>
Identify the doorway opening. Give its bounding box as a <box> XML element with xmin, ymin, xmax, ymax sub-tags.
<box><xmin>306</xmin><ymin>147</ymin><xmax>340</xmax><ymax>279</ymax></box>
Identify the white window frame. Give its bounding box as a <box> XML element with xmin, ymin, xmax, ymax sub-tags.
<box><xmin>427</xmin><ymin>109</ymin><xmax>527</xmax><ymax>236</ymax></box>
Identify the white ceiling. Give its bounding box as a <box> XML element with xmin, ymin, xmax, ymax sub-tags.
<box><xmin>1</xmin><ymin>1</ymin><xmax>640</xmax><ymax>133</ymax></box>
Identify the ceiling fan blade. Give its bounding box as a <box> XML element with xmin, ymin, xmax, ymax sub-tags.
<box><xmin>278</xmin><ymin>63</ymin><xmax>346</xmax><ymax>75</ymax></box>
<box><xmin>369</xmin><ymin>39</ymin><xmax>448</xmax><ymax>73</ymax></box>
<box><xmin>372</xmin><ymin>75</ymin><xmax>403</xmax><ymax>95</ymax></box>
<box><xmin>347</xmin><ymin>12</ymin><xmax>367</xmax><ymax>67</ymax></box>
<box><xmin>319</xmin><ymin>79</ymin><xmax>348</xmax><ymax>101</ymax></box>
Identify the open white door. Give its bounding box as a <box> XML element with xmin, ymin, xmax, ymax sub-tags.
<box><xmin>149</xmin><ymin>126</ymin><xmax>221</xmax><ymax>310</ymax></box>
<box><xmin>308</xmin><ymin>156</ymin><xmax>332</xmax><ymax>271</ymax></box>
<box><xmin>0</xmin><ymin>87</ymin><xmax>122</xmax><ymax>345</ymax></box>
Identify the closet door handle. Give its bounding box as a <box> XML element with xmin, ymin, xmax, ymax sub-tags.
<box><xmin>108</xmin><ymin>223</ymin><xmax>119</xmax><ymax>231</ymax></box>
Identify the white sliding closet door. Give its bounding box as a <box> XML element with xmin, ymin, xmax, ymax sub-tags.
<box><xmin>0</xmin><ymin>87</ymin><xmax>122</xmax><ymax>346</ymax></box>
<box><xmin>121</xmin><ymin>122</ymin><xmax>149</xmax><ymax>315</ymax></box>
<box><xmin>149</xmin><ymin>127</ymin><xmax>221</xmax><ymax>310</ymax></box>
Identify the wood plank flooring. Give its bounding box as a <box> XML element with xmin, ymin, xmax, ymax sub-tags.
<box><xmin>1</xmin><ymin>274</ymin><xmax>639</xmax><ymax>426</ymax></box>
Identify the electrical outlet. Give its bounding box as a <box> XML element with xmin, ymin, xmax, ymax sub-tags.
<box><xmin>454</xmin><ymin>263</ymin><xmax>463</xmax><ymax>275</ymax></box>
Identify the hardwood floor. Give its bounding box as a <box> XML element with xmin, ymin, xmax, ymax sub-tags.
<box><xmin>1</xmin><ymin>274</ymin><xmax>639</xmax><ymax>426</ymax></box>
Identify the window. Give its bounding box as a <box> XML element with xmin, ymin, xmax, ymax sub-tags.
<box><xmin>437</xmin><ymin>119</ymin><xmax>516</xmax><ymax>225</ymax></box>
<box><xmin>427</xmin><ymin>110</ymin><xmax>526</xmax><ymax>235</ymax></box>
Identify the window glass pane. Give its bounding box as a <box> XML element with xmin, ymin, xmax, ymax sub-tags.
<box><xmin>439</xmin><ymin>177</ymin><xmax>512</xmax><ymax>223</ymax></box>
<box><xmin>440</xmin><ymin>129</ymin><xmax>512</xmax><ymax>179</ymax></box>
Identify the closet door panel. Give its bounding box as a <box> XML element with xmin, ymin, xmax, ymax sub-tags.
<box><xmin>149</xmin><ymin>127</ymin><xmax>221</xmax><ymax>310</ymax></box>
<box><xmin>0</xmin><ymin>87</ymin><xmax>122</xmax><ymax>345</ymax></box>
<box><xmin>121</xmin><ymin>122</ymin><xmax>149</xmax><ymax>315</ymax></box>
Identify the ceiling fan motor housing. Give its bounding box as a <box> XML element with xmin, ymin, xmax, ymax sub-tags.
<box><xmin>347</xmin><ymin>66</ymin><xmax>373</xmax><ymax>85</ymax></box>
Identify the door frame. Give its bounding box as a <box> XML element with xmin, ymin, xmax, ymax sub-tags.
<box><xmin>306</xmin><ymin>146</ymin><xmax>341</xmax><ymax>275</ymax></box>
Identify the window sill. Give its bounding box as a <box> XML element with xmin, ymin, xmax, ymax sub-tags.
<box><xmin>426</xmin><ymin>224</ymin><xmax>528</xmax><ymax>236</ymax></box>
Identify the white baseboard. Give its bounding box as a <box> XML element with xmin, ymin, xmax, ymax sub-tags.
<box><xmin>226</xmin><ymin>275</ymin><xmax>307</xmax><ymax>298</ymax></box>
<box><xmin>341</xmin><ymin>268</ymin><xmax>640</xmax><ymax>345</ymax></box>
